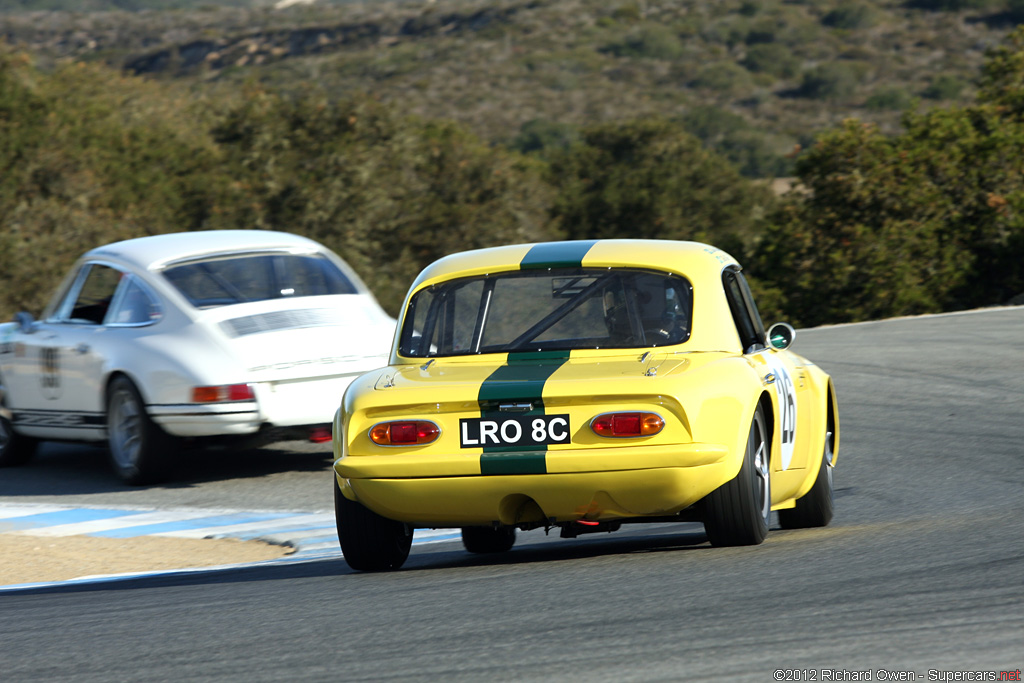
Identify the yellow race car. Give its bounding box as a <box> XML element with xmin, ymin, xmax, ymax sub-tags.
<box><xmin>333</xmin><ymin>240</ymin><xmax>839</xmax><ymax>571</ymax></box>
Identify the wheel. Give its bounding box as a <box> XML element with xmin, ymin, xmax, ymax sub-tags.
<box><xmin>461</xmin><ymin>526</ymin><xmax>517</xmax><ymax>554</ymax></box>
<box><xmin>703</xmin><ymin>404</ymin><xmax>771</xmax><ymax>546</ymax></box>
<box><xmin>106</xmin><ymin>376</ymin><xmax>170</xmax><ymax>485</ymax></box>
<box><xmin>334</xmin><ymin>478</ymin><xmax>412</xmax><ymax>571</ymax></box>
<box><xmin>778</xmin><ymin>431</ymin><xmax>834</xmax><ymax>529</ymax></box>
<box><xmin>0</xmin><ymin>377</ymin><xmax>37</xmax><ymax>467</ymax></box>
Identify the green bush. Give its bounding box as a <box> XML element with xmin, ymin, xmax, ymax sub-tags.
<box><xmin>922</xmin><ymin>74</ymin><xmax>967</xmax><ymax>100</ymax></box>
<box><xmin>508</xmin><ymin>119</ymin><xmax>580</xmax><ymax>157</ymax></box>
<box><xmin>690</xmin><ymin>61</ymin><xmax>753</xmax><ymax>93</ymax></box>
<box><xmin>795</xmin><ymin>62</ymin><xmax>861</xmax><ymax>100</ymax></box>
<box><xmin>741</xmin><ymin>43</ymin><xmax>800</xmax><ymax>78</ymax></box>
<box><xmin>750</xmin><ymin>27</ymin><xmax>1024</xmax><ymax>325</ymax></box>
<box><xmin>904</xmin><ymin>0</ymin><xmax>999</xmax><ymax>10</ymax></box>
<box><xmin>822</xmin><ymin>2</ymin><xmax>877</xmax><ymax>29</ymax></box>
<box><xmin>680</xmin><ymin>105</ymin><xmax>793</xmax><ymax>178</ymax></box>
<box><xmin>602</xmin><ymin>23</ymin><xmax>685</xmax><ymax>60</ymax></box>
<box><xmin>547</xmin><ymin>118</ymin><xmax>776</xmax><ymax>254</ymax></box>
<box><xmin>0</xmin><ymin>53</ymin><xmax>226</xmax><ymax>318</ymax></box>
<box><xmin>864</xmin><ymin>87</ymin><xmax>915</xmax><ymax>111</ymax></box>
<box><xmin>210</xmin><ymin>89</ymin><xmax>558</xmax><ymax>313</ymax></box>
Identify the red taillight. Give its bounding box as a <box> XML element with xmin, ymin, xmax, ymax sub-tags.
<box><xmin>309</xmin><ymin>427</ymin><xmax>332</xmax><ymax>443</ymax></box>
<box><xmin>590</xmin><ymin>412</ymin><xmax>664</xmax><ymax>438</ymax></box>
<box><xmin>191</xmin><ymin>384</ymin><xmax>255</xmax><ymax>403</ymax></box>
<box><xmin>369</xmin><ymin>421</ymin><xmax>440</xmax><ymax>446</ymax></box>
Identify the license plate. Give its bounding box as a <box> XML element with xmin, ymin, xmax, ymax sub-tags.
<box><xmin>459</xmin><ymin>414</ymin><xmax>570</xmax><ymax>448</ymax></box>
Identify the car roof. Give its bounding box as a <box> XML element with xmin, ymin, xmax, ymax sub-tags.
<box><xmin>409</xmin><ymin>239</ymin><xmax>740</xmax><ymax>291</ymax></box>
<box><xmin>85</xmin><ymin>230</ymin><xmax>327</xmax><ymax>271</ymax></box>
<box><xmin>397</xmin><ymin>239</ymin><xmax>747</xmax><ymax>357</ymax></box>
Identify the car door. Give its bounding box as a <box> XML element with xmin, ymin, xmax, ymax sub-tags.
<box><xmin>722</xmin><ymin>266</ymin><xmax>813</xmax><ymax>474</ymax></box>
<box><xmin>14</xmin><ymin>262</ymin><xmax>125</xmax><ymax>440</ymax></box>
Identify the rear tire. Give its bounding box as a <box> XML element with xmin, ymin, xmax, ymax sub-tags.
<box><xmin>334</xmin><ymin>478</ymin><xmax>412</xmax><ymax>571</ymax></box>
<box><xmin>461</xmin><ymin>526</ymin><xmax>517</xmax><ymax>554</ymax></box>
<box><xmin>703</xmin><ymin>405</ymin><xmax>771</xmax><ymax>546</ymax></box>
<box><xmin>106</xmin><ymin>376</ymin><xmax>170</xmax><ymax>485</ymax></box>
<box><xmin>0</xmin><ymin>381</ymin><xmax>37</xmax><ymax>467</ymax></box>
<box><xmin>778</xmin><ymin>431</ymin><xmax>834</xmax><ymax>529</ymax></box>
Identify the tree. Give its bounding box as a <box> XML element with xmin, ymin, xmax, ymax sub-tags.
<box><xmin>0</xmin><ymin>52</ymin><xmax>224</xmax><ymax>318</ymax></box>
<box><xmin>751</xmin><ymin>35</ymin><xmax>1024</xmax><ymax>326</ymax></box>
<box><xmin>211</xmin><ymin>88</ymin><xmax>556</xmax><ymax>313</ymax></box>
<box><xmin>547</xmin><ymin>118</ymin><xmax>775</xmax><ymax>256</ymax></box>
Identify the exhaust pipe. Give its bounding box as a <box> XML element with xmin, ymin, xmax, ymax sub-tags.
<box><xmin>559</xmin><ymin>520</ymin><xmax>622</xmax><ymax>539</ymax></box>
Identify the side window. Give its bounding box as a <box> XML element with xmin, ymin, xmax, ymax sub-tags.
<box><xmin>68</xmin><ymin>265</ymin><xmax>123</xmax><ymax>324</ymax></box>
<box><xmin>723</xmin><ymin>267</ymin><xmax>766</xmax><ymax>353</ymax></box>
<box><xmin>109</xmin><ymin>279</ymin><xmax>162</xmax><ymax>326</ymax></box>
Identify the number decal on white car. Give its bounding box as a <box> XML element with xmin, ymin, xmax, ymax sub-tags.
<box><xmin>40</xmin><ymin>346</ymin><xmax>62</xmax><ymax>400</ymax></box>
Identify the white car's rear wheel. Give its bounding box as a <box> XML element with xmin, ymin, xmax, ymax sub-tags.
<box><xmin>107</xmin><ymin>376</ymin><xmax>169</xmax><ymax>485</ymax></box>
<box><xmin>702</xmin><ymin>404</ymin><xmax>771</xmax><ymax>546</ymax></box>
<box><xmin>334</xmin><ymin>478</ymin><xmax>412</xmax><ymax>572</ymax></box>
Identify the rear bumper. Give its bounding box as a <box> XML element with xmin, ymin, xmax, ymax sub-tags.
<box><xmin>335</xmin><ymin>442</ymin><xmax>737</xmax><ymax>527</ymax></box>
<box><xmin>149</xmin><ymin>403</ymin><xmax>262</xmax><ymax>437</ymax></box>
<box><xmin>149</xmin><ymin>374</ymin><xmax>359</xmax><ymax>438</ymax></box>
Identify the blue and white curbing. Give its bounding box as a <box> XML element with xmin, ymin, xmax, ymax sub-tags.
<box><xmin>0</xmin><ymin>502</ymin><xmax>460</xmax><ymax>591</ymax></box>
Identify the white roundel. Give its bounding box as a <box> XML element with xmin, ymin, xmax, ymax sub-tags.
<box><xmin>765</xmin><ymin>356</ymin><xmax>797</xmax><ymax>470</ymax></box>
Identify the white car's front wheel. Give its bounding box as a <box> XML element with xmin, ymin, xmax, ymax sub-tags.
<box><xmin>107</xmin><ymin>376</ymin><xmax>169</xmax><ymax>485</ymax></box>
<box><xmin>0</xmin><ymin>378</ymin><xmax>37</xmax><ymax>467</ymax></box>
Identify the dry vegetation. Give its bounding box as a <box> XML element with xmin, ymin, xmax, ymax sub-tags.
<box><xmin>2</xmin><ymin>0</ymin><xmax>1019</xmax><ymax>175</ymax></box>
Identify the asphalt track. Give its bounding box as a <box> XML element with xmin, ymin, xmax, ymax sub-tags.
<box><xmin>1</xmin><ymin>307</ymin><xmax>1022</xmax><ymax>681</ymax></box>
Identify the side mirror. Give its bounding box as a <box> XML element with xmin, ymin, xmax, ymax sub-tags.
<box><xmin>13</xmin><ymin>311</ymin><xmax>36</xmax><ymax>334</ymax></box>
<box><xmin>767</xmin><ymin>322</ymin><xmax>796</xmax><ymax>350</ymax></box>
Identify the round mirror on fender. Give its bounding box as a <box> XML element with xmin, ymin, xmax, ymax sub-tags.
<box><xmin>767</xmin><ymin>322</ymin><xmax>796</xmax><ymax>350</ymax></box>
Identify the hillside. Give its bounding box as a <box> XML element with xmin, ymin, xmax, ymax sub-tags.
<box><xmin>1</xmin><ymin>0</ymin><xmax>1020</xmax><ymax>177</ymax></box>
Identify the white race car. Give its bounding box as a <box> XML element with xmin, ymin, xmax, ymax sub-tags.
<box><xmin>0</xmin><ymin>230</ymin><xmax>395</xmax><ymax>484</ymax></box>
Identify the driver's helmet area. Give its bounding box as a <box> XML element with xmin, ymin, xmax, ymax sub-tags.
<box><xmin>601</xmin><ymin>272</ymin><xmax>690</xmax><ymax>347</ymax></box>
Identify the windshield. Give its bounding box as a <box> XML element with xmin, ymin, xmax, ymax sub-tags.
<box><xmin>163</xmin><ymin>253</ymin><xmax>357</xmax><ymax>309</ymax></box>
<box><xmin>399</xmin><ymin>268</ymin><xmax>693</xmax><ymax>357</ymax></box>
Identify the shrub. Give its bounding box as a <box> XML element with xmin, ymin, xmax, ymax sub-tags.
<box><xmin>822</xmin><ymin>2</ymin><xmax>878</xmax><ymax>29</ymax></box>
<box><xmin>864</xmin><ymin>87</ymin><xmax>915</xmax><ymax>110</ymax></box>
<box><xmin>690</xmin><ymin>61</ymin><xmax>753</xmax><ymax>94</ymax></box>
<box><xmin>508</xmin><ymin>119</ymin><xmax>580</xmax><ymax>157</ymax></box>
<box><xmin>602</xmin><ymin>23</ymin><xmax>684</xmax><ymax>60</ymax></box>
<box><xmin>741</xmin><ymin>42</ymin><xmax>800</xmax><ymax>78</ymax></box>
<box><xmin>922</xmin><ymin>74</ymin><xmax>967</xmax><ymax>100</ymax></box>
<box><xmin>548</xmin><ymin>118</ymin><xmax>776</xmax><ymax>253</ymax></box>
<box><xmin>795</xmin><ymin>62</ymin><xmax>860</xmax><ymax>100</ymax></box>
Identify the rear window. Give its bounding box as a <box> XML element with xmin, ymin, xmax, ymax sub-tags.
<box><xmin>399</xmin><ymin>268</ymin><xmax>693</xmax><ymax>357</ymax></box>
<box><xmin>163</xmin><ymin>253</ymin><xmax>357</xmax><ymax>309</ymax></box>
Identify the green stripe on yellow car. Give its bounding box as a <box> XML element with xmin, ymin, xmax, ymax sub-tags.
<box><xmin>478</xmin><ymin>351</ymin><xmax>571</xmax><ymax>474</ymax></box>
<box><xmin>477</xmin><ymin>241</ymin><xmax>597</xmax><ymax>474</ymax></box>
<box><xmin>479</xmin><ymin>451</ymin><xmax>548</xmax><ymax>475</ymax></box>
<box><xmin>519</xmin><ymin>240</ymin><xmax>599</xmax><ymax>270</ymax></box>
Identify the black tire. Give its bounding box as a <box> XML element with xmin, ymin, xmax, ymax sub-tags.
<box><xmin>778</xmin><ymin>431</ymin><xmax>835</xmax><ymax>529</ymax></box>
<box><xmin>703</xmin><ymin>404</ymin><xmax>771</xmax><ymax>546</ymax></box>
<box><xmin>334</xmin><ymin>478</ymin><xmax>412</xmax><ymax>571</ymax></box>
<box><xmin>0</xmin><ymin>379</ymin><xmax>37</xmax><ymax>467</ymax></box>
<box><xmin>106</xmin><ymin>376</ymin><xmax>170</xmax><ymax>485</ymax></box>
<box><xmin>461</xmin><ymin>526</ymin><xmax>517</xmax><ymax>554</ymax></box>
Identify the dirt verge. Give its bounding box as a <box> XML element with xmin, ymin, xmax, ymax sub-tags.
<box><xmin>1</xmin><ymin>534</ymin><xmax>294</xmax><ymax>586</ymax></box>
